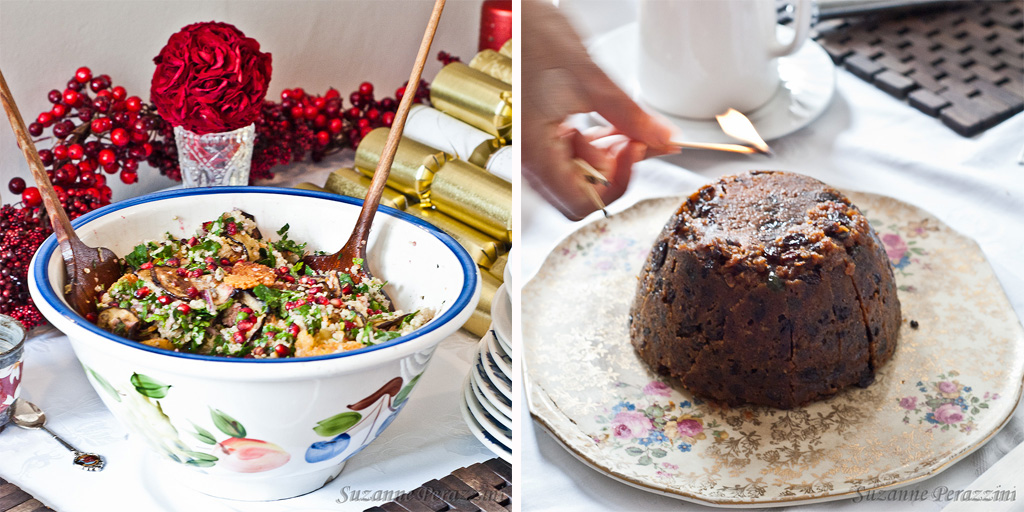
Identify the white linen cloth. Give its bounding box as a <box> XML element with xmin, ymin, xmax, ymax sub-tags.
<box><xmin>0</xmin><ymin>158</ymin><xmax>495</xmax><ymax>511</ymax></box>
<box><xmin>520</xmin><ymin>3</ymin><xmax>1024</xmax><ymax>510</ymax></box>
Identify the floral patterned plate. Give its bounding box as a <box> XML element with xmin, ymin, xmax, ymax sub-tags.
<box><xmin>523</xmin><ymin>193</ymin><xmax>1024</xmax><ymax>507</ymax></box>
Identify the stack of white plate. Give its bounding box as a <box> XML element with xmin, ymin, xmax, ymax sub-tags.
<box><xmin>460</xmin><ymin>281</ymin><xmax>513</xmax><ymax>462</ymax></box>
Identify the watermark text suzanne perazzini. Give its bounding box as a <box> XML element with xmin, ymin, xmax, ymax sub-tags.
<box><xmin>336</xmin><ymin>486</ymin><xmax>506</xmax><ymax>504</ymax></box>
<box><xmin>853</xmin><ymin>485</ymin><xmax>1017</xmax><ymax>504</ymax></box>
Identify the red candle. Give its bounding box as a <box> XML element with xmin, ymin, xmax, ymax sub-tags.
<box><xmin>479</xmin><ymin>0</ymin><xmax>512</xmax><ymax>52</ymax></box>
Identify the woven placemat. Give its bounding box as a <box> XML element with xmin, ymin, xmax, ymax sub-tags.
<box><xmin>804</xmin><ymin>0</ymin><xmax>1024</xmax><ymax>136</ymax></box>
<box><xmin>0</xmin><ymin>458</ymin><xmax>511</xmax><ymax>512</ymax></box>
<box><xmin>0</xmin><ymin>477</ymin><xmax>53</xmax><ymax>512</ymax></box>
<box><xmin>364</xmin><ymin>458</ymin><xmax>512</xmax><ymax>512</ymax></box>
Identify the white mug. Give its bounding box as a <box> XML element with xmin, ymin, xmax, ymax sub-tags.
<box><xmin>638</xmin><ymin>0</ymin><xmax>813</xmax><ymax>120</ymax></box>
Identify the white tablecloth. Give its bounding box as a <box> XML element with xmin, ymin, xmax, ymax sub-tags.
<box><xmin>0</xmin><ymin>157</ymin><xmax>496</xmax><ymax>511</ymax></box>
<box><xmin>520</xmin><ymin>5</ymin><xmax>1024</xmax><ymax>511</ymax></box>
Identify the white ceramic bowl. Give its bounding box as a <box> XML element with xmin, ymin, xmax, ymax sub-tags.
<box><xmin>28</xmin><ymin>187</ymin><xmax>479</xmax><ymax>501</ymax></box>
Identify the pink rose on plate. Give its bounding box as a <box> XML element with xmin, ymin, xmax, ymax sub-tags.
<box><xmin>938</xmin><ymin>381</ymin><xmax>958</xmax><ymax>394</ymax></box>
<box><xmin>676</xmin><ymin>419</ymin><xmax>704</xmax><ymax>438</ymax></box>
<box><xmin>882</xmin><ymin>233</ymin><xmax>907</xmax><ymax>263</ymax></box>
<box><xmin>899</xmin><ymin>396</ymin><xmax>917</xmax><ymax>410</ymax></box>
<box><xmin>642</xmin><ymin>381</ymin><xmax>671</xmax><ymax>397</ymax></box>
<box><xmin>933</xmin><ymin>403</ymin><xmax>964</xmax><ymax>424</ymax></box>
<box><xmin>611</xmin><ymin>411</ymin><xmax>652</xmax><ymax>439</ymax></box>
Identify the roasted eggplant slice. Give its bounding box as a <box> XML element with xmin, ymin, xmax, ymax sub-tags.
<box><xmin>234</xmin><ymin>210</ymin><xmax>263</xmax><ymax>239</ymax></box>
<box><xmin>151</xmin><ymin>266</ymin><xmax>193</xmax><ymax>300</ymax></box>
<box><xmin>237</xmin><ymin>291</ymin><xmax>266</xmax><ymax>314</ymax></box>
<box><xmin>374</xmin><ymin>312</ymin><xmax>415</xmax><ymax>331</ymax></box>
<box><xmin>218</xmin><ymin>237</ymin><xmax>247</xmax><ymax>263</ymax></box>
<box><xmin>98</xmin><ymin>308</ymin><xmax>142</xmax><ymax>338</ymax></box>
<box><xmin>232</xmin><ymin>233</ymin><xmax>263</xmax><ymax>261</ymax></box>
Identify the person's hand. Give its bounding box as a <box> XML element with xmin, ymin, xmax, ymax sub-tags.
<box><xmin>522</xmin><ymin>0</ymin><xmax>678</xmax><ymax>220</ymax></box>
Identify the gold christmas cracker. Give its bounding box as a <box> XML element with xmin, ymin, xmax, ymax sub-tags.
<box><xmin>429</xmin><ymin>156</ymin><xmax>511</xmax><ymax>243</ymax></box>
<box><xmin>404</xmin><ymin>105</ymin><xmax>502</xmax><ymax>167</ymax></box>
<box><xmin>356</xmin><ymin>129</ymin><xmax>512</xmax><ymax>243</ymax></box>
<box><xmin>354</xmin><ymin>128</ymin><xmax>445</xmax><ymax>198</ymax></box>
<box><xmin>294</xmin><ymin>182</ymin><xmax>326</xmax><ymax>192</ymax></box>
<box><xmin>462</xmin><ymin>270</ymin><xmax>501</xmax><ymax>337</ymax></box>
<box><xmin>323</xmin><ymin>168</ymin><xmax>410</xmax><ymax>210</ymax></box>
<box><xmin>487</xmin><ymin>252</ymin><xmax>507</xmax><ymax>282</ymax></box>
<box><xmin>469</xmin><ymin>49</ymin><xmax>512</xmax><ymax>84</ymax></box>
<box><xmin>499</xmin><ymin>39</ymin><xmax>512</xmax><ymax>57</ymax></box>
<box><xmin>405</xmin><ymin>204</ymin><xmax>504</xmax><ymax>269</ymax></box>
<box><xmin>429</xmin><ymin>62</ymin><xmax>512</xmax><ymax>139</ymax></box>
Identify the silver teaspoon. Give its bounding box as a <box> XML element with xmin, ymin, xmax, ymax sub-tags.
<box><xmin>11</xmin><ymin>398</ymin><xmax>105</xmax><ymax>471</ymax></box>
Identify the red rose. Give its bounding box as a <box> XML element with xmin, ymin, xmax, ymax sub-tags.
<box><xmin>151</xmin><ymin>22</ymin><xmax>272</xmax><ymax>134</ymax></box>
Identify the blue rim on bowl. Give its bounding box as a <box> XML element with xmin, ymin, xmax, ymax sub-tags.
<box><xmin>31</xmin><ymin>186</ymin><xmax>478</xmax><ymax>364</ymax></box>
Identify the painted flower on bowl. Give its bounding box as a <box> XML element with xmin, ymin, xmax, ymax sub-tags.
<box><xmin>612</xmin><ymin>411</ymin><xmax>652</xmax><ymax>439</ymax></box>
<box><xmin>215</xmin><ymin>438</ymin><xmax>290</xmax><ymax>473</ymax></box>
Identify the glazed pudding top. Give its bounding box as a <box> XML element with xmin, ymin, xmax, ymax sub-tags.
<box><xmin>665</xmin><ymin>171</ymin><xmax>873</xmax><ymax>282</ymax></box>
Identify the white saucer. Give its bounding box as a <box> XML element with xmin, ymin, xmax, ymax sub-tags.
<box><xmin>460</xmin><ymin>374</ymin><xmax>512</xmax><ymax>462</ymax></box>
<box><xmin>587</xmin><ymin>23</ymin><xmax>836</xmax><ymax>142</ymax></box>
<box><xmin>471</xmin><ymin>356</ymin><xmax>512</xmax><ymax>416</ymax></box>
<box><xmin>486</xmin><ymin>333</ymin><xmax>512</xmax><ymax>376</ymax></box>
<box><xmin>463</xmin><ymin>376</ymin><xmax>513</xmax><ymax>445</ymax></box>
<box><xmin>490</xmin><ymin>284</ymin><xmax>512</xmax><ymax>351</ymax></box>
<box><xmin>467</xmin><ymin>370</ymin><xmax>512</xmax><ymax>429</ymax></box>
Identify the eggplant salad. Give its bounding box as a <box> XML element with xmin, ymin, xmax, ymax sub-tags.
<box><xmin>94</xmin><ymin>209</ymin><xmax>433</xmax><ymax>358</ymax></box>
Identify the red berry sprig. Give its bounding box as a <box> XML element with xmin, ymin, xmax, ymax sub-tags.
<box><xmin>13</xmin><ymin>66</ymin><xmax>165</xmax><ymax>216</ymax></box>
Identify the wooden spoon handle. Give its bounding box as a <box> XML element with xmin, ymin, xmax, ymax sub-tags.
<box><xmin>0</xmin><ymin>68</ymin><xmax>80</xmax><ymax>255</ymax></box>
<box><xmin>348</xmin><ymin>0</ymin><xmax>446</xmax><ymax>248</ymax></box>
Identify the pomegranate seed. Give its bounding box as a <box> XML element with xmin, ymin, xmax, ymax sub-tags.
<box><xmin>240</xmin><ymin>307</ymin><xmax>253</xmax><ymax>314</ymax></box>
<box><xmin>204</xmin><ymin>257</ymin><xmax>215</xmax><ymax>264</ymax></box>
<box><xmin>274</xmin><ymin>344</ymin><xmax>289</xmax><ymax>357</ymax></box>
<box><xmin>134</xmin><ymin>287</ymin><xmax>150</xmax><ymax>299</ymax></box>
<box><xmin>206</xmin><ymin>264</ymin><xmax>216</xmax><ymax>271</ymax></box>
<box><xmin>139</xmin><ymin>261</ymin><xmax>153</xmax><ymax>270</ymax></box>
<box><xmin>167</xmin><ymin>258</ymin><xmax>180</xmax><ymax>267</ymax></box>
<box><xmin>341</xmin><ymin>284</ymin><xmax>353</xmax><ymax>295</ymax></box>
<box><xmin>276</xmin><ymin>266</ymin><xmax>289</xmax><ymax>275</ymax></box>
<box><xmin>288</xmin><ymin>323</ymin><xmax>300</xmax><ymax>337</ymax></box>
<box><xmin>177</xmin><ymin>303</ymin><xmax>191</xmax><ymax>314</ymax></box>
<box><xmin>329</xmin><ymin>298</ymin><xmax>343</xmax><ymax>307</ymax></box>
<box><xmin>157</xmin><ymin>295</ymin><xmax>171</xmax><ymax>305</ymax></box>
<box><xmin>188</xmin><ymin>269</ymin><xmax>203</xmax><ymax>278</ymax></box>
<box><xmin>226</xmin><ymin>222</ymin><xmax>238</xmax><ymax>235</ymax></box>
<box><xmin>344</xmin><ymin>321</ymin><xmax>355</xmax><ymax>330</ymax></box>
<box><xmin>85</xmin><ymin>312</ymin><xmax>98</xmax><ymax>323</ymax></box>
<box><xmin>238</xmin><ymin>320</ymin><xmax>254</xmax><ymax>332</ymax></box>
<box><xmin>283</xmin><ymin>275</ymin><xmax>296</xmax><ymax>283</ymax></box>
<box><xmin>176</xmin><ymin>267</ymin><xmax>188</xmax><ymax>276</ymax></box>
<box><xmin>220</xmin><ymin>258</ymin><xmax>231</xmax><ymax>266</ymax></box>
<box><xmin>233</xmin><ymin>331</ymin><xmax>246</xmax><ymax>343</ymax></box>
<box><xmin>315</xmin><ymin>296</ymin><xmax>328</xmax><ymax>305</ymax></box>
<box><xmin>186</xmin><ymin>286</ymin><xmax>199</xmax><ymax>298</ymax></box>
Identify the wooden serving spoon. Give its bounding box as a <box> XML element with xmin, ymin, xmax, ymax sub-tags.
<box><xmin>0</xmin><ymin>68</ymin><xmax>121</xmax><ymax>318</ymax></box>
<box><xmin>304</xmin><ymin>0</ymin><xmax>446</xmax><ymax>296</ymax></box>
